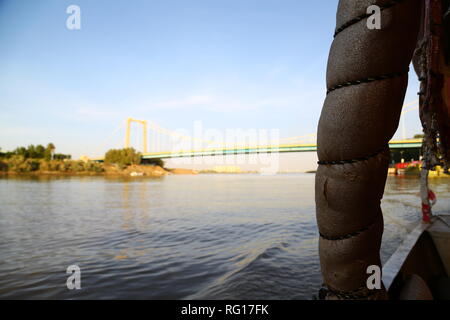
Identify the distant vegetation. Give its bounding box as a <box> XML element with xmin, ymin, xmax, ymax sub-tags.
<box><xmin>0</xmin><ymin>157</ymin><xmax>104</xmax><ymax>173</ymax></box>
<box><xmin>0</xmin><ymin>143</ymin><xmax>103</xmax><ymax>173</ymax></box>
<box><xmin>0</xmin><ymin>144</ymin><xmax>165</xmax><ymax>175</ymax></box>
<box><xmin>104</xmin><ymin>148</ymin><xmax>141</xmax><ymax>169</ymax></box>
<box><xmin>0</xmin><ymin>143</ymin><xmax>71</xmax><ymax>161</ymax></box>
<box><xmin>104</xmin><ymin>148</ymin><xmax>165</xmax><ymax>169</ymax></box>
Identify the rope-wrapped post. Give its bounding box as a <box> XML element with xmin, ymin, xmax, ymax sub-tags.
<box><xmin>316</xmin><ymin>0</ymin><xmax>422</xmax><ymax>299</ymax></box>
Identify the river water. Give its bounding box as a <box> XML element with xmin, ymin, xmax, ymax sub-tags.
<box><xmin>0</xmin><ymin>174</ymin><xmax>449</xmax><ymax>299</ymax></box>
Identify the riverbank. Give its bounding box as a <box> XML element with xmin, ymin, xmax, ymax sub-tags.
<box><xmin>0</xmin><ymin>158</ymin><xmax>199</xmax><ymax>177</ymax></box>
<box><xmin>388</xmin><ymin>164</ymin><xmax>450</xmax><ymax>178</ymax></box>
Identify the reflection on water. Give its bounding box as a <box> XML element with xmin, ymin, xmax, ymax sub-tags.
<box><xmin>0</xmin><ymin>174</ymin><xmax>449</xmax><ymax>299</ymax></box>
<box><xmin>381</xmin><ymin>176</ymin><xmax>450</xmax><ymax>263</ymax></box>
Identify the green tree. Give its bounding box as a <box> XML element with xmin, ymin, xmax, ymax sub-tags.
<box><xmin>53</xmin><ymin>153</ymin><xmax>71</xmax><ymax>160</ymax></box>
<box><xmin>27</xmin><ymin>145</ymin><xmax>37</xmax><ymax>158</ymax></box>
<box><xmin>104</xmin><ymin>148</ymin><xmax>141</xmax><ymax>169</ymax></box>
<box><xmin>35</xmin><ymin>145</ymin><xmax>45</xmax><ymax>158</ymax></box>
<box><xmin>14</xmin><ymin>146</ymin><xmax>28</xmax><ymax>158</ymax></box>
<box><xmin>0</xmin><ymin>160</ymin><xmax>8</xmax><ymax>171</ymax></box>
<box><xmin>45</xmin><ymin>143</ymin><xmax>55</xmax><ymax>161</ymax></box>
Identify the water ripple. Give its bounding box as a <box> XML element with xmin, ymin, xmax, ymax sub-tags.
<box><xmin>1</xmin><ymin>174</ymin><xmax>444</xmax><ymax>299</ymax></box>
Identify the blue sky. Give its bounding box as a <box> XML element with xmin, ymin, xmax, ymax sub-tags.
<box><xmin>0</xmin><ymin>0</ymin><xmax>421</xmax><ymax>162</ymax></box>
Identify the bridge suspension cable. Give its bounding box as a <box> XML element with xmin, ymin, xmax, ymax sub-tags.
<box><xmin>400</xmin><ymin>100</ymin><xmax>419</xmax><ymax>140</ymax></box>
<box><xmin>122</xmin><ymin>118</ymin><xmax>319</xmax><ymax>154</ymax></box>
<box><xmin>114</xmin><ymin>99</ymin><xmax>420</xmax><ymax>155</ymax></box>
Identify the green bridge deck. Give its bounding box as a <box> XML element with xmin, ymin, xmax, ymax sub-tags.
<box><xmin>140</xmin><ymin>140</ymin><xmax>422</xmax><ymax>160</ymax></box>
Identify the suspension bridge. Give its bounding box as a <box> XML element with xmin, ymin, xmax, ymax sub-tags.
<box><xmin>94</xmin><ymin>101</ymin><xmax>422</xmax><ymax>160</ymax></box>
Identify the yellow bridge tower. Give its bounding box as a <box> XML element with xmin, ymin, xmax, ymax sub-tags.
<box><xmin>125</xmin><ymin>118</ymin><xmax>148</xmax><ymax>153</ymax></box>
